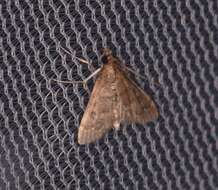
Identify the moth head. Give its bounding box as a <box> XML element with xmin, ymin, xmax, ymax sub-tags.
<box><xmin>102</xmin><ymin>48</ymin><xmax>112</xmax><ymax>56</ymax></box>
<box><xmin>101</xmin><ymin>48</ymin><xmax>114</xmax><ymax>64</ymax></box>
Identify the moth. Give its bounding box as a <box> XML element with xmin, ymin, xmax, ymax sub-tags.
<box><xmin>55</xmin><ymin>48</ymin><xmax>158</xmax><ymax>144</ymax></box>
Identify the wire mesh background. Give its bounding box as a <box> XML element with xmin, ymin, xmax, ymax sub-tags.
<box><xmin>0</xmin><ymin>0</ymin><xmax>218</xmax><ymax>189</ymax></box>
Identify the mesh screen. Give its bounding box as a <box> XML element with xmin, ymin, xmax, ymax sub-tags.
<box><xmin>0</xmin><ymin>0</ymin><xmax>218</xmax><ymax>189</ymax></box>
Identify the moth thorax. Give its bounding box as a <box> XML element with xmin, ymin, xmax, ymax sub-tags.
<box><xmin>104</xmin><ymin>65</ymin><xmax>116</xmax><ymax>82</ymax></box>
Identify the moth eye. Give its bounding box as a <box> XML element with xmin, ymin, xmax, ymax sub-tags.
<box><xmin>102</xmin><ymin>55</ymin><xmax>108</xmax><ymax>64</ymax></box>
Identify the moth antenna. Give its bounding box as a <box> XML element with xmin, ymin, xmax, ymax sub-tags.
<box><xmin>84</xmin><ymin>68</ymin><xmax>102</xmax><ymax>82</ymax></box>
<box><xmin>60</xmin><ymin>46</ymin><xmax>89</xmax><ymax>64</ymax></box>
<box><xmin>51</xmin><ymin>68</ymin><xmax>102</xmax><ymax>88</ymax></box>
<box><xmin>51</xmin><ymin>79</ymin><xmax>84</xmax><ymax>84</ymax></box>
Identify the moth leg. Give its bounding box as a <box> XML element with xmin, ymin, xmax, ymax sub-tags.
<box><xmin>52</xmin><ymin>79</ymin><xmax>88</xmax><ymax>90</ymax></box>
<box><xmin>84</xmin><ymin>68</ymin><xmax>102</xmax><ymax>82</ymax></box>
<box><xmin>51</xmin><ymin>79</ymin><xmax>84</xmax><ymax>84</ymax></box>
<box><xmin>81</xmin><ymin>67</ymin><xmax>102</xmax><ymax>89</ymax></box>
<box><xmin>52</xmin><ymin>68</ymin><xmax>102</xmax><ymax>90</ymax></box>
<box><xmin>60</xmin><ymin>46</ymin><xmax>89</xmax><ymax>64</ymax></box>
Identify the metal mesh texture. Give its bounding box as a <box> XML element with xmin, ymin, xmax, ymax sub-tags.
<box><xmin>0</xmin><ymin>0</ymin><xmax>218</xmax><ymax>189</ymax></box>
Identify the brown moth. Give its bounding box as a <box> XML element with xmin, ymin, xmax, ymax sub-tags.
<box><xmin>77</xmin><ymin>48</ymin><xmax>158</xmax><ymax>144</ymax></box>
